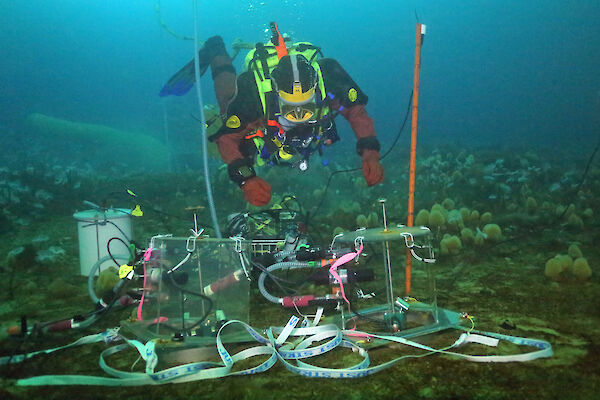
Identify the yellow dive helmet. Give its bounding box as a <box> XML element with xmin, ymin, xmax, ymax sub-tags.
<box><xmin>271</xmin><ymin>54</ymin><xmax>317</xmax><ymax>123</ymax></box>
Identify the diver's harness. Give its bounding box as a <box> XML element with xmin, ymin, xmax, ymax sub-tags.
<box><xmin>244</xmin><ymin>23</ymin><xmax>341</xmax><ymax>172</ymax></box>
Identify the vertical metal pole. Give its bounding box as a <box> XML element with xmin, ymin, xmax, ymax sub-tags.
<box><xmin>406</xmin><ymin>23</ymin><xmax>425</xmax><ymax>295</ymax></box>
<box><xmin>379</xmin><ymin>199</ymin><xmax>394</xmax><ymax>315</ymax></box>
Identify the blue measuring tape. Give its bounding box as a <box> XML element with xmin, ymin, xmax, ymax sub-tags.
<box><xmin>12</xmin><ymin>316</ymin><xmax>552</xmax><ymax>386</ymax></box>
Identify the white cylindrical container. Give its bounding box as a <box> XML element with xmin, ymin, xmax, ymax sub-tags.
<box><xmin>73</xmin><ymin>208</ymin><xmax>132</xmax><ymax>276</ymax></box>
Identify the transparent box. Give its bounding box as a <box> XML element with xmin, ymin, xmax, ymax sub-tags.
<box><xmin>123</xmin><ymin>237</ymin><xmax>251</xmax><ymax>345</ymax></box>
<box><xmin>331</xmin><ymin>225</ymin><xmax>460</xmax><ymax>337</ymax></box>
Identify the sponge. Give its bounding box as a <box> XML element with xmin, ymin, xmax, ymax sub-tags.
<box><xmin>482</xmin><ymin>224</ymin><xmax>502</xmax><ymax>241</ymax></box>
<box><xmin>572</xmin><ymin>257</ymin><xmax>592</xmax><ymax>280</ymax></box>
<box><xmin>440</xmin><ymin>235</ymin><xmax>462</xmax><ymax>255</ymax></box>
<box><xmin>544</xmin><ymin>257</ymin><xmax>563</xmax><ymax>281</ymax></box>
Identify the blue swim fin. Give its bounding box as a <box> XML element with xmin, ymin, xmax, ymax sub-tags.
<box><xmin>159</xmin><ymin>58</ymin><xmax>209</xmax><ymax>97</ymax></box>
<box><xmin>159</xmin><ymin>36</ymin><xmax>227</xmax><ymax>97</ymax></box>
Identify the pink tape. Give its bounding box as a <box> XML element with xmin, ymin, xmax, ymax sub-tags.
<box><xmin>344</xmin><ymin>331</ymin><xmax>374</xmax><ymax>338</ymax></box>
<box><xmin>329</xmin><ymin>244</ymin><xmax>363</xmax><ymax>306</ymax></box>
<box><xmin>143</xmin><ymin>247</ymin><xmax>153</xmax><ymax>262</ymax></box>
<box><xmin>137</xmin><ymin>262</ymin><xmax>147</xmax><ymax>321</ymax></box>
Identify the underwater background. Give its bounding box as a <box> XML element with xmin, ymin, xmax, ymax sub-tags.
<box><xmin>1</xmin><ymin>0</ymin><xmax>600</xmax><ymax>399</ymax></box>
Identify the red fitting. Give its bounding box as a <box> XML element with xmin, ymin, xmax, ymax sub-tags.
<box><xmin>282</xmin><ymin>295</ymin><xmax>315</xmax><ymax>308</ymax></box>
<box><xmin>47</xmin><ymin>319</ymin><xmax>73</xmax><ymax>332</ymax></box>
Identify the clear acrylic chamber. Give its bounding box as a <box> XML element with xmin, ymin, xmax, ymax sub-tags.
<box><xmin>122</xmin><ymin>237</ymin><xmax>251</xmax><ymax>345</ymax></box>
<box><xmin>332</xmin><ymin>225</ymin><xmax>460</xmax><ymax>337</ymax></box>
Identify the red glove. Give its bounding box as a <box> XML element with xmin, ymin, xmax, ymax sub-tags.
<box><xmin>361</xmin><ymin>149</ymin><xmax>384</xmax><ymax>186</ymax></box>
<box><xmin>241</xmin><ymin>177</ymin><xmax>271</xmax><ymax>206</ymax></box>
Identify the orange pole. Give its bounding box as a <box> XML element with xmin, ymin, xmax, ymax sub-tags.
<box><xmin>406</xmin><ymin>23</ymin><xmax>425</xmax><ymax>295</ymax></box>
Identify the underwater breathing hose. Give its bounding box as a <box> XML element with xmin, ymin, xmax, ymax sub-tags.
<box><xmin>192</xmin><ymin>0</ymin><xmax>221</xmax><ymax>238</ymax></box>
<box><xmin>258</xmin><ymin>261</ymin><xmax>311</xmax><ymax>304</ymax></box>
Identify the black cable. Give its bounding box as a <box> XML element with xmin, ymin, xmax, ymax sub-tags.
<box><xmin>106</xmin><ymin>219</ymin><xmax>132</xmax><ymax>243</ymax></box>
<box><xmin>481</xmin><ymin>133</ymin><xmax>600</xmax><ymax>253</ymax></box>
<box><xmin>4</xmin><ymin>323</ymin><xmax>37</xmax><ymax>367</ymax></box>
<box><xmin>107</xmin><ymin>236</ymin><xmax>131</xmax><ymax>267</ymax></box>
<box><xmin>558</xmin><ymin>134</ymin><xmax>600</xmax><ymax>220</ymax></box>
<box><xmin>77</xmin><ymin>279</ymin><xmax>130</xmax><ymax>327</ymax></box>
<box><xmin>347</xmin><ymin>288</ymin><xmax>389</xmax><ymax>325</ymax></box>
<box><xmin>253</xmin><ymin>261</ymin><xmax>300</xmax><ymax>298</ymax></box>
<box><xmin>163</xmin><ymin>270</ymin><xmax>213</xmax><ymax>334</ymax></box>
<box><xmin>251</xmin><ymin>260</ymin><xmax>299</xmax><ymax>286</ymax></box>
<box><xmin>310</xmin><ymin>90</ymin><xmax>414</xmax><ymax>219</ymax></box>
<box><xmin>380</xmin><ymin>91</ymin><xmax>414</xmax><ymax>162</ymax></box>
<box><xmin>4</xmin><ymin>279</ymin><xmax>130</xmax><ymax>367</ymax></box>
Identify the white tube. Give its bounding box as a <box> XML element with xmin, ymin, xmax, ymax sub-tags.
<box><xmin>258</xmin><ymin>261</ymin><xmax>311</xmax><ymax>304</ymax></box>
<box><xmin>193</xmin><ymin>0</ymin><xmax>222</xmax><ymax>238</ymax></box>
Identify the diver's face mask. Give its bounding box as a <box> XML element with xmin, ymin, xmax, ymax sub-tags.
<box><xmin>279</xmin><ymin>97</ymin><xmax>316</xmax><ymax>124</ymax></box>
<box><xmin>272</xmin><ymin>54</ymin><xmax>318</xmax><ymax>124</ymax></box>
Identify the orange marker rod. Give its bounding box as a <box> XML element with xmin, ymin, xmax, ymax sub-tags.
<box><xmin>405</xmin><ymin>23</ymin><xmax>425</xmax><ymax>295</ymax></box>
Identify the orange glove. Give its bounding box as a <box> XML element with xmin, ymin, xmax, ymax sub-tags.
<box><xmin>361</xmin><ymin>149</ymin><xmax>384</xmax><ymax>186</ymax></box>
<box><xmin>241</xmin><ymin>177</ymin><xmax>271</xmax><ymax>206</ymax></box>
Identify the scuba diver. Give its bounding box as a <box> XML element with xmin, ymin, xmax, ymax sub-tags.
<box><xmin>160</xmin><ymin>23</ymin><xmax>384</xmax><ymax>206</ymax></box>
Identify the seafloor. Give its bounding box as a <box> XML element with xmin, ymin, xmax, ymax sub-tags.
<box><xmin>1</xmin><ymin>144</ymin><xmax>599</xmax><ymax>399</ymax></box>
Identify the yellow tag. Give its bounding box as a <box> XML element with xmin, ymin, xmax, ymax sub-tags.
<box><xmin>119</xmin><ymin>264</ymin><xmax>134</xmax><ymax>279</ymax></box>
<box><xmin>132</xmin><ymin>204</ymin><xmax>143</xmax><ymax>217</ymax></box>
<box><xmin>348</xmin><ymin>88</ymin><xmax>358</xmax><ymax>102</ymax></box>
<box><xmin>226</xmin><ymin>115</ymin><xmax>241</xmax><ymax>128</ymax></box>
<box><xmin>279</xmin><ymin>147</ymin><xmax>293</xmax><ymax>160</ymax></box>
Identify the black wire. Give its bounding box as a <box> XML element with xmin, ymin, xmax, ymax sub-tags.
<box><xmin>347</xmin><ymin>288</ymin><xmax>389</xmax><ymax>325</ymax></box>
<box><xmin>379</xmin><ymin>91</ymin><xmax>414</xmax><ymax>162</ymax></box>
<box><xmin>251</xmin><ymin>260</ymin><xmax>299</xmax><ymax>286</ymax></box>
<box><xmin>75</xmin><ymin>278</ymin><xmax>131</xmax><ymax>327</ymax></box>
<box><xmin>253</xmin><ymin>261</ymin><xmax>300</xmax><ymax>297</ymax></box>
<box><xmin>4</xmin><ymin>278</ymin><xmax>130</xmax><ymax>367</ymax></box>
<box><xmin>483</xmin><ymin>133</ymin><xmax>600</xmax><ymax>252</ymax></box>
<box><xmin>106</xmin><ymin>219</ymin><xmax>132</xmax><ymax>243</ymax></box>
<box><xmin>4</xmin><ymin>323</ymin><xmax>37</xmax><ymax>367</ymax></box>
<box><xmin>163</xmin><ymin>270</ymin><xmax>213</xmax><ymax>334</ymax></box>
<box><xmin>558</xmin><ymin>134</ymin><xmax>600</xmax><ymax>220</ymax></box>
<box><xmin>107</xmin><ymin>236</ymin><xmax>131</xmax><ymax>267</ymax></box>
<box><xmin>310</xmin><ymin>91</ymin><xmax>414</xmax><ymax>219</ymax></box>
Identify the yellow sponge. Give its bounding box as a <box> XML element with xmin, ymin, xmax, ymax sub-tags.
<box><xmin>572</xmin><ymin>257</ymin><xmax>592</xmax><ymax>280</ymax></box>
<box><xmin>440</xmin><ymin>235</ymin><xmax>462</xmax><ymax>255</ymax></box>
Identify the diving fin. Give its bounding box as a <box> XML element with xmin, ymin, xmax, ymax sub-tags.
<box><xmin>159</xmin><ymin>35</ymin><xmax>228</xmax><ymax>97</ymax></box>
<box><xmin>159</xmin><ymin>58</ymin><xmax>208</xmax><ymax>96</ymax></box>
